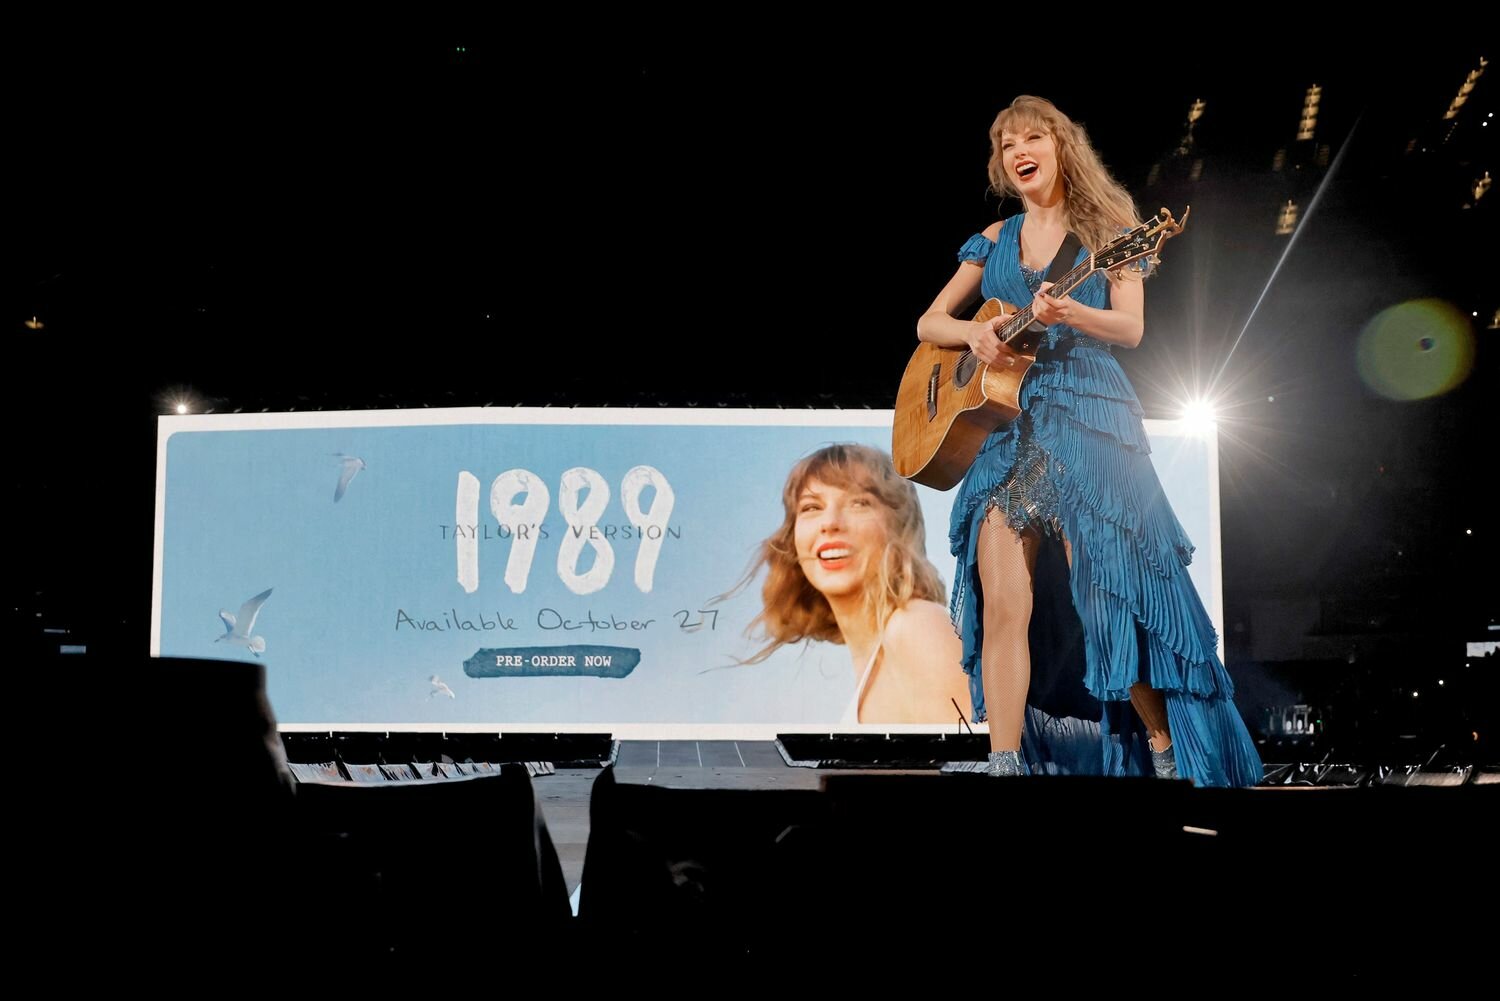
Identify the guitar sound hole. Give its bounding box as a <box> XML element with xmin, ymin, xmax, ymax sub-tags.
<box><xmin>954</xmin><ymin>353</ymin><xmax>976</xmax><ymax>389</ymax></box>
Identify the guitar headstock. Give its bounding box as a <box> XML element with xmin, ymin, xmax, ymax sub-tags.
<box><xmin>1094</xmin><ymin>207</ymin><xmax>1189</xmax><ymax>274</ymax></box>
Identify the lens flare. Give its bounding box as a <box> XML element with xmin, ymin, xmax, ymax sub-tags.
<box><xmin>1357</xmin><ymin>300</ymin><xmax>1474</xmax><ymax>400</ymax></box>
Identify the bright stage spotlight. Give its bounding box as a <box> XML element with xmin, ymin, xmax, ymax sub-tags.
<box><xmin>1181</xmin><ymin>399</ymin><xmax>1218</xmax><ymax>436</ymax></box>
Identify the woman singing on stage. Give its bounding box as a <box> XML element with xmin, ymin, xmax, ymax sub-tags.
<box><xmin>916</xmin><ymin>96</ymin><xmax>1262</xmax><ymax>785</ymax></box>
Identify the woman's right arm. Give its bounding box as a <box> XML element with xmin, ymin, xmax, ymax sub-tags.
<box><xmin>916</xmin><ymin>220</ymin><xmax>1007</xmax><ymax>364</ymax></box>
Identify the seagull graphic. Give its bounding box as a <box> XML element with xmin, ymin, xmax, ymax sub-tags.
<box><xmin>216</xmin><ymin>588</ymin><xmax>273</xmax><ymax>657</ymax></box>
<box><xmin>334</xmin><ymin>453</ymin><xmax>366</xmax><ymax>502</ymax></box>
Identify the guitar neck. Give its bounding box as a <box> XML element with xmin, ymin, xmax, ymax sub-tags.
<box><xmin>999</xmin><ymin>254</ymin><xmax>1095</xmax><ymax>343</ymax></box>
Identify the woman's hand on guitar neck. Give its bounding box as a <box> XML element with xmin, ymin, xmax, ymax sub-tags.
<box><xmin>1032</xmin><ymin>282</ymin><xmax>1074</xmax><ymax>327</ymax></box>
<box><xmin>964</xmin><ymin>315</ymin><xmax>1008</xmax><ymax>365</ymax></box>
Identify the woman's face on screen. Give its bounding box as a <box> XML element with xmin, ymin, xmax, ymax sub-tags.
<box><xmin>793</xmin><ymin>476</ymin><xmax>889</xmax><ymax>601</ymax></box>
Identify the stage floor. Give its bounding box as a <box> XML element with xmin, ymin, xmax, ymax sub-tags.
<box><xmin>518</xmin><ymin>739</ymin><xmax>1488</xmax><ymax>894</ymax></box>
<box><xmin>544</xmin><ymin>740</ymin><xmax>884</xmax><ymax>892</ymax></box>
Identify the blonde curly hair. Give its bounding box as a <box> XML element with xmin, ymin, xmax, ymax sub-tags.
<box><xmin>736</xmin><ymin>444</ymin><xmax>945</xmax><ymax>664</ymax></box>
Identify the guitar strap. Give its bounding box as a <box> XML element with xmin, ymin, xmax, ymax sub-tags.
<box><xmin>1021</xmin><ymin>230</ymin><xmax>1085</xmax><ymax>336</ymax></box>
<box><xmin>1044</xmin><ymin>231</ymin><xmax>1084</xmax><ymax>286</ymax></box>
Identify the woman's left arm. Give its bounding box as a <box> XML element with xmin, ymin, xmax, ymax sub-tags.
<box><xmin>1033</xmin><ymin>272</ymin><xmax>1144</xmax><ymax>348</ymax></box>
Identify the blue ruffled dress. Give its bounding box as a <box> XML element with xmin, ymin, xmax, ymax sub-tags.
<box><xmin>949</xmin><ymin>215</ymin><xmax>1263</xmax><ymax>787</ymax></box>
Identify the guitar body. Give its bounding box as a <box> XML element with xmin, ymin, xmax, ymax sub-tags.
<box><xmin>892</xmin><ymin>297</ymin><xmax>1044</xmax><ymax>490</ymax></box>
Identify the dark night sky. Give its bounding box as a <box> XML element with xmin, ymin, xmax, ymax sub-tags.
<box><xmin>8</xmin><ymin>33</ymin><xmax>1495</xmax><ymax>661</ymax></box>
